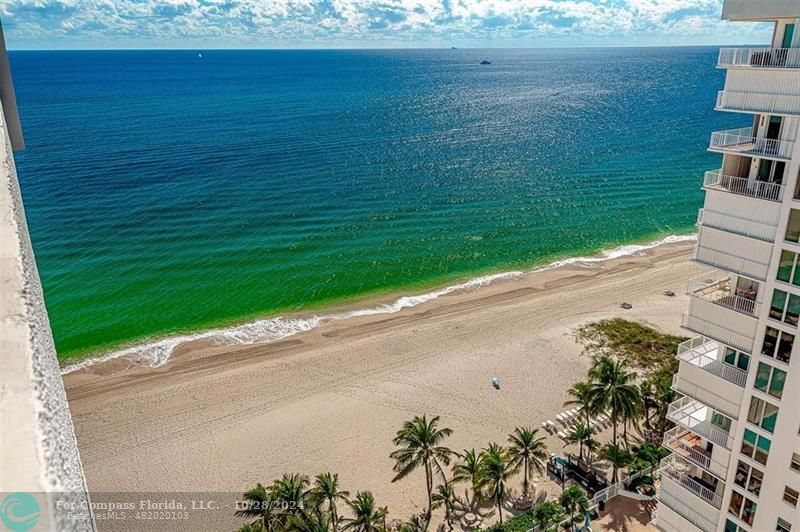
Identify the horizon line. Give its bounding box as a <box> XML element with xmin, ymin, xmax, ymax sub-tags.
<box><xmin>6</xmin><ymin>43</ymin><xmax>761</xmax><ymax>52</ymax></box>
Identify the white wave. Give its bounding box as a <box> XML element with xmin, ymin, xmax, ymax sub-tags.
<box><xmin>61</xmin><ymin>232</ymin><xmax>696</xmax><ymax>374</ymax></box>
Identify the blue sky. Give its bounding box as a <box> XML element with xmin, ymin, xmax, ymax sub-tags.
<box><xmin>0</xmin><ymin>0</ymin><xmax>773</xmax><ymax>50</ymax></box>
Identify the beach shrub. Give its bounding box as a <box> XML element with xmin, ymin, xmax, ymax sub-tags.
<box><xmin>479</xmin><ymin>511</ymin><xmax>535</xmax><ymax>532</ymax></box>
<box><xmin>576</xmin><ymin>318</ymin><xmax>688</xmax><ymax>377</ymax></box>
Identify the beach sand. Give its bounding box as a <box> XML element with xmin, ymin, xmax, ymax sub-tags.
<box><xmin>64</xmin><ymin>240</ymin><xmax>700</xmax><ymax>531</ymax></box>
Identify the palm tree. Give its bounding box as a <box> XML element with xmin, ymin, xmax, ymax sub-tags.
<box><xmin>286</xmin><ymin>506</ymin><xmax>332</xmax><ymax>532</ymax></box>
<box><xmin>236</xmin><ymin>483</ymin><xmax>278</xmax><ymax>532</ymax></box>
<box><xmin>341</xmin><ymin>492</ymin><xmax>385</xmax><ymax>532</ymax></box>
<box><xmin>599</xmin><ymin>443</ymin><xmax>632</xmax><ymax>483</ymax></box>
<box><xmin>390</xmin><ymin>415</ymin><xmax>454</xmax><ymax>520</ymax></box>
<box><xmin>588</xmin><ymin>355</ymin><xmax>642</xmax><ymax>447</ymax></box>
<box><xmin>641</xmin><ymin>373</ymin><xmax>675</xmax><ymax>435</ymax></box>
<box><xmin>431</xmin><ymin>483</ymin><xmax>457</xmax><ymax>531</ymax></box>
<box><xmin>270</xmin><ymin>473</ymin><xmax>310</xmax><ymax>527</ymax></box>
<box><xmin>564</xmin><ymin>381</ymin><xmax>595</xmax><ymax>427</ymax></box>
<box><xmin>507</xmin><ymin>427</ymin><xmax>547</xmax><ymax>496</ymax></box>
<box><xmin>532</xmin><ymin>500</ymin><xmax>564</xmax><ymax>532</ymax></box>
<box><xmin>452</xmin><ymin>448</ymin><xmax>486</xmax><ymax>497</ymax></box>
<box><xmin>480</xmin><ymin>443</ymin><xmax>518</xmax><ymax>524</ymax></box>
<box><xmin>564</xmin><ymin>423</ymin><xmax>595</xmax><ymax>464</ymax></box>
<box><xmin>559</xmin><ymin>485</ymin><xmax>589</xmax><ymax>532</ymax></box>
<box><xmin>310</xmin><ymin>473</ymin><xmax>349</xmax><ymax>530</ymax></box>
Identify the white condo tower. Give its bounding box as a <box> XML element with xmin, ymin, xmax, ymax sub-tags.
<box><xmin>655</xmin><ymin>2</ymin><xmax>800</xmax><ymax>532</ymax></box>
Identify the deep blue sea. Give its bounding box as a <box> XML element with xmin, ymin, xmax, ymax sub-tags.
<box><xmin>9</xmin><ymin>48</ymin><xmax>739</xmax><ymax>362</ymax></box>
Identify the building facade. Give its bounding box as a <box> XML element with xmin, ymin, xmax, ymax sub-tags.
<box><xmin>655</xmin><ymin>3</ymin><xmax>800</xmax><ymax>532</ymax></box>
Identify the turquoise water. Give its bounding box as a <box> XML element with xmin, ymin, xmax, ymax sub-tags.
<box><xmin>11</xmin><ymin>48</ymin><xmax>737</xmax><ymax>362</ymax></box>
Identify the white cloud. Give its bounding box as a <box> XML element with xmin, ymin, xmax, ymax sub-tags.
<box><xmin>0</xmin><ymin>0</ymin><xmax>773</xmax><ymax>48</ymax></box>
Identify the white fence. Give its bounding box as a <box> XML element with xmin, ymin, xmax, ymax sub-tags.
<box><xmin>709</xmin><ymin>126</ymin><xmax>795</xmax><ymax>159</ymax></box>
<box><xmin>719</xmin><ymin>47</ymin><xmax>800</xmax><ymax>69</ymax></box>
<box><xmin>703</xmin><ymin>170</ymin><xmax>784</xmax><ymax>202</ymax></box>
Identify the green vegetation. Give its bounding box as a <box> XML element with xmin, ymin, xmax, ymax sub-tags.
<box><xmin>577</xmin><ymin>318</ymin><xmax>688</xmax><ymax>378</ymax></box>
<box><xmin>237</xmin><ymin>318</ymin><xmax>682</xmax><ymax>531</ymax></box>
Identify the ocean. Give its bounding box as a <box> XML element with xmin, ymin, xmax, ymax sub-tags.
<box><xmin>10</xmin><ymin>48</ymin><xmax>738</xmax><ymax>365</ymax></box>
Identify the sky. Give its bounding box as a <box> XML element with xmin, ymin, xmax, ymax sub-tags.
<box><xmin>0</xmin><ymin>0</ymin><xmax>774</xmax><ymax>50</ymax></box>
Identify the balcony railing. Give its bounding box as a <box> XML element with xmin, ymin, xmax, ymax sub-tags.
<box><xmin>687</xmin><ymin>272</ymin><xmax>759</xmax><ymax>317</ymax></box>
<box><xmin>663</xmin><ymin>426</ymin><xmax>731</xmax><ymax>479</ymax></box>
<box><xmin>718</xmin><ymin>47</ymin><xmax>800</xmax><ymax>69</ymax></box>
<box><xmin>717</xmin><ymin>91</ymin><xmax>800</xmax><ymax>118</ymax></box>
<box><xmin>692</xmin><ymin>241</ymin><xmax>770</xmax><ymax>282</ymax></box>
<box><xmin>709</xmin><ymin>127</ymin><xmax>794</xmax><ymax>160</ymax></box>
<box><xmin>697</xmin><ymin>208</ymin><xmax>777</xmax><ymax>242</ymax></box>
<box><xmin>676</xmin><ymin>336</ymin><xmax>748</xmax><ymax>388</ymax></box>
<box><xmin>703</xmin><ymin>170</ymin><xmax>784</xmax><ymax>202</ymax></box>
<box><xmin>667</xmin><ymin>396</ymin><xmax>734</xmax><ymax>450</ymax></box>
<box><xmin>660</xmin><ymin>454</ymin><xmax>724</xmax><ymax>509</ymax></box>
<box><xmin>681</xmin><ymin>312</ymin><xmax>755</xmax><ymax>354</ymax></box>
<box><xmin>658</xmin><ymin>477</ymin><xmax>720</xmax><ymax>532</ymax></box>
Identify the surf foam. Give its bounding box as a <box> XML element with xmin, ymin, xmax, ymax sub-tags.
<box><xmin>62</xmin><ymin>233</ymin><xmax>696</xmax><ymax>374</ymax></box>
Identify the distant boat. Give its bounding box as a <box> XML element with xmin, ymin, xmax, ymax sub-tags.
<box><xmin>451</xmin><ymin>46</ymin><xmax>457</xmax><ymax>50</ymax></box>
<box><xmin>480</xmin><ymin>60</ymin><xmax>491</xmax><ymax>65</ymax></box>
<box><xmin>198</xmin><ymin>53</ymin><xmax>203</xmax><ymax>59</ymax></box>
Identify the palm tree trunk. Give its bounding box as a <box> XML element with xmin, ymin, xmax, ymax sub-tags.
<box><xmin>611</xmin><ymin>411</ymin><xmax>618</xmax><ymax>447</ymax></box>
<box><xmin>623</xmin><ymin>419</ymin><xmax>628</xmax><ymax>448</ymax></box>
<box><xmin>523</xmin><ymin>456</ymin><xmax>529</xmax><ymax>495</ymax></box>
<box><xmin>425</xmin><ymin>461</ymin><xmax>433</xmax><ymax>521</ymax></box>
<box><xmin>497</xmin><ymin>497</ymin><xmax>503</xmax><ymax>524</ymax></box>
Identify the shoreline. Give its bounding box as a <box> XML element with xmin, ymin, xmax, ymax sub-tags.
<box><xmin>61</xmin><ymin>231</ymin><xmax>696</xmax><ymax>374</ymax></box>
<box><xmin>65</xmin><ymin>235</ymin><xmax>700</xmax><ymax>530</ymax></box>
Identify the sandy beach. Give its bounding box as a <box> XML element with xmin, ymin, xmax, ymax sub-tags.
<box><xmin>64</xmin><ymin>240</ymin><xmax>701</xmax><ymax>531</ymax></box>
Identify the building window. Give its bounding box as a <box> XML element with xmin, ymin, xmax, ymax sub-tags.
<box><xmin>712</xmin><ymin>411</ymin><xmax>733</xmax><ymax>432</ymax></box>
<box><xmin>729</xmin><ymin>490</ymin><xmax>758</xmax><ymax>526</ymax></box>
<box><xmin>741</xmin><ymin>428</ymin><xmax>771</xmax><ymax>465</ymax></box>
<box><xmin>784</xmin><ymin>486</ymin><xmax>799</xmax><ymax>507</ymax></box>
<box><xmin>762</xmin><ymin>327</ymin><xmax>793</xmax><ymax>363</ymax></box>
<box><xmin>791</xmin><ymin>452</ymin><xmax>800</xmax><ymax>473</ymax></box>
<box><xmin>777</xmin><ymin>250</ymin><xmax>800</xmax><ymax>286</ymax></box>
<box><xmin>754</xmin><ymin>362</ymin><xmax>787</xmax><ymax>399</ymax></box>
<box><xmin>770</xmin><ymin>289</ymin><xmax>800</xmax><ymax>326</ymax></box>
<box><xmin>787</xmin><ymin>209</ymin><xmax>800</xmax><ymax>243</ymax></box>
<box><xmin>725</xmin><ymin>347</ymin><xmax>751</xmax><ymax>371</ymax></box>
<box><xmin>747</xmin><ymin>396</ymin><xmax>779</xmax><ymax>432</ymax></box>
<box><xmin>726</xmin><ymin>519</ymin><xmax>740</xmax><ymax>532</ymax></box>
<box><xmin>735</xmin><ymin>460</ymin><xmax>764</xmax><ymax>496</ymax></box>
<box><xmin>778</xmin><ymin>517</ymin><xmax>792</xmax><ymax>532</ymax></box>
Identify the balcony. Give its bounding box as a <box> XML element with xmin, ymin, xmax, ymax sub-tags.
<box><xmin>676</xmin><ymin>336</ymin><xmax>748</xmax><ymax>388</ymax></box>
<box><xmin>703</xmin><ymin>170</ymin><xmax>784</xmax><ymax>202</ymax></box>
<box><xmin>709</xmin><ymin>127</ymin><xmax>794</xmax><ymax>160</ymax></box>
<box><xmin>697</xmin><ymin>208</ymin><xmax>777</xmax><ymax>242</ymax></box>
<box><xmin>683</xmin><ymin>272</ymin><xmax>759</xmax><ymax>352</ymax></box>
<box><xmin>718</xmin><ymin>47</ymin><xmax>800</xmax><ymax>69</ymax></box>
<box><xmin>666</xmin><ymin>396</ymin><xmax>736</xmax><ymax>450</ymax></box>
<box><xmin>717</xmin><ymin>90</ymin><xmax>800</xmax><ymax>118</ymax></box>
<box><xmin>687</xmin><ymin>272</ymin><xmax>759</xmax><ymax>318</ymax></box>
<box><xmin>663</xmin><ymin>425</ymin><xmax>731</xmax><ymax>480</ymax></box>
<box><xmin>660</xmin><ymin>454</ymin><xmax>725</xmax><ymax>509</ymax></box>
<box><xmin>654</xmin><ymin>500</ymin><xmax>715</xmax><ymax>532</ymax></box>
<box><xmin>693</xmin><ymin>226</ymin><xmax>772</xmax><ymax>281</ymax></box>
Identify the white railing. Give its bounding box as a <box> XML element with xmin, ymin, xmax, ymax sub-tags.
<box><xmin>660</xmin><ymin>455</ymin><xmax>724</xmax><ymax>509</ymax></box>
<box><xmin>717</xmin><ymin>90</ymin><xmax>800</xmax><ymax>119</ymax></box>
<box><xmin>696</xmin><ymin>207</ymin><xmax>777</xmax><ymax>242</ymax></box>
<box><xmin>686</xmin><ymin>272</ymin><xmax>760</xmax><ymax>317</ymax></box>
<box><xmin>672</xmin><ymin>374</ymin><xmax>741</xmax><ymax>420</ymax></box>
<box><xmin>681</xmin><ymin>312</ymin><xmax>755</xmax><ymax>354</ymax></box>
<box><xmin>658</xmin><ymin>476</ymin><xmax>720</xmax><ymax>532</ymax></box>
<box><xmin>703</xmin><ymin>170</ymin><xmax>785</xmax><ymax>202</ymax></box>
<box><xmin>676</xmin><ymin>336</ymin><xmax>748</xmax><ymax>388</ymax></box>
<box><xmin>692</xmin><ymin>244</ymin><xmax>770</xmax><ymax>281</ymax></box>
<box><xmin>666</xmin><ymin>396</ymin><xmax>734</xmax><ymax>450</ymax></box>
<box><xmin>709</xmin><ymin>126</ymin><xmax>795</xmax><ymax>159</ymax></box>
<box><xmin>718</xmin><ymin>47</ymin><xmax>800</xmax><ymax>69</ymax></box>
<box><xmin>662</xmin><ymin>425</ymin><xmax>732</xmax><ymax>480</ymax></box>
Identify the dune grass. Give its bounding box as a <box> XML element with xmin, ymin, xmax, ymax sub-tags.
<box><xmin>576</xmin><ymin>318</ymin><xmax>688</xmax><ymax>377</ymax></box>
